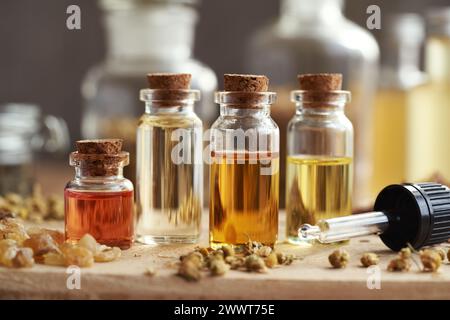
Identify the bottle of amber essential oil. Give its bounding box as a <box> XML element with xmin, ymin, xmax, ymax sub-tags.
<box><xmin>286</xmin><ymin>74</ymin><xmax>353</xmax><ymax>244</ymax></box>
<box><xmin>210</xmin><ymin>74</ymin><xmax>279</xmax><ymax>249</ymax></box>
<box><xmin>65</xmin><ymin>139</ymin><xmax>134</xmax><ymax>249</ymax></box>
<box><xmin>136</xmin><ymin>73</ymin><xmax>203</xmax><ymax>244</ymax></box>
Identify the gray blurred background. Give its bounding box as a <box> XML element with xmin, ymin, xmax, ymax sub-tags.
<box><xmin>0</xmin><ymin>0</ymin><xmax>448</xmax><ymax>142</ymax></box>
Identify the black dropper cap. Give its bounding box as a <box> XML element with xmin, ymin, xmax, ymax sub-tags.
<box><xmin>374</xmin><ymin>183</ymin><xmax>450</xmax><ymax>251</ymax></box>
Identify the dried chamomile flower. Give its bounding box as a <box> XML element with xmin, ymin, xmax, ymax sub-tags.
<box><xmin>399</xmin><ymin>247</ymin><xmax>412</xmax><ymax>259</ymax></box>
<box><xmin>209</xmin><ymin>258</ymin><xmax>230</xmax><ymax>276</ymax></box>
<box><xmin>435</xmin><ymin>248</ymin><xmax>446</xmax><ymax>261</ymax></box>
<box><xmin>221</xmin><ymin>245</ymin><xmax>235</xmax><ymax>258</ymax></box>
<box><xmin>264</xmin><ymin>252</ymin><xmax>278</xmax><ymax>268</ymax></box>
<box><xmin>225</xmin><ymin>256</ymin><xmax>245</xmax><ymax>270</ymax></box>
<box><xmin>360</xmin><ymin>253</ymin><xmax>379</xmax><ymax>267</ymax></box>
<box><xmin>420</xmin><ymin>249</ymin><xmax>442</xmax><ymax>272</ymax></box>
<box><xmin>178</xmin><ymin>260</ymin><xmax>202</xmax><ymax>282</ymax></box>
<box><xmin>256</xmin><ymin>246</ymin><xmax>272</xmax><ymax>258</ymax></box>
<box><xmin>47</xmin><ymin>195</ymin><xmax>64</xmax><ymax>220</ymax></box>
<box><xmin>387</xmin><ymin>258</ymin><xmax>411</xmax><ymax>272</ymax></box>
<box><xmin>195</xmin><ymin>247</ymin><xmax>211</xmax><ymax>258</ymax></box>
<box><xmin>328</xmin><ymin>249</ymin><xmax>350</xmax><ymax>268</ymax></box>
<box><xmin>181</xmin><ymin>251</ymin><xmax>204</xmax><ymax>268</ymax></box>
<box><xmin>245</xmin><ymin>254</ymin><xmax>267</xmax><ymax>273</ymax></box>
<box><xmin>94</xmin><ymin>247</ymin><xmax>121</xmax><ymax>262</ymax></box>
<box><xmin>0</xmin><ymin>208</ymin><xmax>15</xmax><ymax>220</ymax></box>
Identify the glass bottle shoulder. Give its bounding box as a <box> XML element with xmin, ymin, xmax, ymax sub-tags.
<box><xmin>288</xmin><ymin>112</ymin><xmax>353</xmax><ymax>133</ymax></box>
<box><xmin>211</xmin><ymin>112</ymin><xmax>279</xmax><ymax>132</ymax></box>
<box><xmin>138</xmin><ymin>111</ymin><xmax>202</xmax><ymax>129</ymax></box>
<box><xmin>65</xmin><ymin>177</ymin><xmax>134</xmax><ymax>193</ymax></box>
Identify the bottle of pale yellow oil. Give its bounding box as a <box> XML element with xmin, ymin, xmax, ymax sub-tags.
<box><xmin>371</xmin><ymin>14</ymin><xmax>427</xmax><ymax>197</ymax></box>
<box><xmin>286</xmin><ymin>74</ymin><xmax>353</xmax><ymax>244</ymax></box>
<box><xmin>407</xmin><ymin>8</ymin><xmax>450</xmax><ymax>183</ymax></box>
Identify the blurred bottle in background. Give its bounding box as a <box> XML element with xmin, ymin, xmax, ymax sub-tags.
<box><xmin>371</xmin><ymin>14</ymin><xmax>427</xmax><ymax>198</ymax></box>
<box><xmin>407</xmin><ymin>8</ymin><xmax>450</xmax><ymax>182</ymax></box>
<box><xmin>0</xmin><ymin>103</ymin><xmax>69</xmax><ymax>195</ymax></box>
<box><xmin>245</xmin><ymin>0</ymin><xmax>379</xmax><ymax>208</ymax></box>
<box><xmin>81</xmin><ymin>0</ymin><xmax>217</xmax><ymax>184</ymax></box>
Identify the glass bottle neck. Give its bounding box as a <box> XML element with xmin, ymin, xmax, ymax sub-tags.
<box><xmin>103</xmin><ymin>4</ymin><xmax>197</xmax><ymax>62</ymax></box>
<box><xmin>296</xmin><ymin>103</ymin><xmax>345</xmax><ymax>116</ymax></box>
<box><xmin>145</xmin><ymin>102</ymin><xmax>195</xmax><ymax>115</ymax></box>
<box><xmin>280</xmin><ymin>0</ymin><xmax>344</xmax><ymax>22</ymax></box>
<box><xmin>219</xmin><ymin>105</ymin><xmax>271</xmax><ymax>118</ymax></box>
<box><xmin>75</xmin><ymin>167</ymin><xmax>124</xmax><ymax>181</ymax></box>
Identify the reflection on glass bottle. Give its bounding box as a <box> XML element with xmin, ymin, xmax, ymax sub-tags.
<box><xmin>81</xmin><ymin>0</ymin><xmax>217</xmax><ymax>185</ymax></box>
<box><xmin>371</xmin><ymin>14</ymin><xmax>426</xmax><ymax>197</ymax></box>
<box><xmin>246</xmin><ymin>0</ymin><xmax>379</xmax><ymax>208</ymax></box>
<box><xmin>407</xmin><ymin>8</ymin><xmax>450</xmax><ymax>182</ymax></box>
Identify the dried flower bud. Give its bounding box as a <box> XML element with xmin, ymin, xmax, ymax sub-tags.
<box><xmin>181</xmin><ymin>252</ymin><xmax>204</xmax><ymax>268</ymax></box>
<box><xmin>399</xmin><ymin>247</ymin><xmax>412</xmax><ymax>259</ymax></box>
<box><xmin>209</xmin><ymin>258</ymin><xmax>230</xmax><ymax>276</ymax></box>
<box><xmin>178</xmin><ymin>260</ymin><xmax>201</xmax><ymax>282</ymax></box>
<box><xmin>387</xmin><ymin>258</ymin><xmax>411</xmax><ymax>272</ymax></box>
<box><xmin>221</xmin><ymin>245</ymin><xmax>235</xmax><ymax>258</ymax></box>
<box><xmin>225</xmin><ymin>256</ymin><xmax>245</xmax><ymax>270</ymax></box>
<box><xmin>360</xmin><ymin>253</ymin><xmax>379</xmax><ymax>267</ymax></box>
<box><xmin>264</xmin><ymin>252</ymin><xmax>278</xmax><ymax>268</ymax></box>
<box><xmin>256</xmin><ymin>246</ymin><xmax>272</xmax><ymax>258</ymax></box>
<box><xmin>420</xmin><ymin>249</ymin><xmax>442</xmax><ymax>272</ymax></box>
<box><xmin>245</xmin><ymin>254</ymin><xmax>267</xmax><ymax>273</ymax></box>
<box><xmin>328</xmin><ymin>249</ymin><xmax>350</xmax><ymax>268</ymax></box>
<box><xmin>436</xmin><ymin>248</ymin><xmax>446</xmax><ymax>261</ymax></box>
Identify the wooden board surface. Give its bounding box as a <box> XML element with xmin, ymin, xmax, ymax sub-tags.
<box><xmin>1</xmin><ymin>214</ymin><xmax>450</xmax><ymax>300</ymax></box>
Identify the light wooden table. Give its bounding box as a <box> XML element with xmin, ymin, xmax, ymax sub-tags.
<box><xmin>1</xmin><ymin>212</ymin><xmax>450</xmax><ymax>300</ymax></box>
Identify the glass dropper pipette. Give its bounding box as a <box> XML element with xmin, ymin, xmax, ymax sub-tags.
<box><xmin>299</xmin><ymin>183</ymin><xmax>450</xmax><ymax>251</ymax></box>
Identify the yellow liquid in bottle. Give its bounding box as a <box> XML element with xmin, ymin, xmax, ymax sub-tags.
<box><xmin>371</xmin><ymin>89</ymin><xmax>408</xmax><ymax>197</ymax></box>
<box><xmin>209</xmin><ymin>152</ymin><xmax>279</xmax><ymax>249</ymax></box>
<box><xmin>285</xmin><ymin>156</ymin><xmax>352</xmax><ymax>244</ymax></box>
<box><xmin>407</xmin><ymin>37</ymin><xmax>450</xmax><ymax>181</ymax></box>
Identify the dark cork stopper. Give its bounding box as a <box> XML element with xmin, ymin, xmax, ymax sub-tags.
<box><xmin>147</xmin><ymin>73</ymin><xmax>191</xmax><ymax>90</ymax></box>
<box><xmin>224</xmin><ymin>74</ymin><xmax>269</xmax><ymax>92</ymax></box>
<box><xmin>76</xmin><ymin>139</ymin><xmax>123</xmax><ymax>155</ymax></box>
<box><xmin>72</xmin><ymin>139</ymin><xmax>128</xmax><ymax>177</ymax></box>
<box><xmin>297</xmin><ymin>73</ymin><xmax>342</xmax><ymax>91</ymax></box>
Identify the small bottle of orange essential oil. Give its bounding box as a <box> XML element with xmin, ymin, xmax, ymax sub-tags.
<box><xmin>65</xmin><ymin>139</ymin><xmax>134</xmax><ymax>249</ymax></box>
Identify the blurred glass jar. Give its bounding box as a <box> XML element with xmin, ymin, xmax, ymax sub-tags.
<box><xmin>81</xmin><ymin>0</ymin><xmax>217</xmax><ymax>184</ymax></box>
<box><xmin>245</xmin><ymin>0</ymin><xmax>379</xmax><ymax>208</ymax></box>
<box><xmin>0</xmin><ymin>103</ymin><xmax>69</xmax><ymax>195</ymax></box>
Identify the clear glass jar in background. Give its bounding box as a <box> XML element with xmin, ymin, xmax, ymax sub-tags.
<box><xmin>371</xmin><ymin>14</ymin><xmax>427</xmax><ymax>197</ymax></box>
<box><xmin>81</xmin><ymin>0</ymin><xmax>217</xmax><ymax>185</ymax></box>
<box><xmin>286</xmin><ymin>84</ymin><xmax>353</xmax><ymax>244</ymax></box>
<box><xmin>407</xmin><ymin>7</ymin><xmax>450</xmax><ymax>183</ymax></box>
<box><xmin>210</xmin><ymin>82</ymin><xmax>279</xmax><ymax>249</ymax></box>
<box><xmin>245</xmin><ymin>0</ymin><xmax>378</xmax><ymax>208</ymax></box>
<box><xmin>136</xmin><ymin>87</ymin><xmax>203</xmax><ymax>244</ymax></box>
<box><xmin>0</xmin><ymin>103</ymin><xmax>69</xmax><ymax>195</ymax></box>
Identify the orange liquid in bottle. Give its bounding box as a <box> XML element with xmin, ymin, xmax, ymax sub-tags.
<box><xmin>65</xmin><ymin>189</ymin><xmax>134</xmax><ymax>249</ymax></box>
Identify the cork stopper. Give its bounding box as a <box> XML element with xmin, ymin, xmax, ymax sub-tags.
<box><xmin>224</xmin><ymin>74</ymin><xmax>269</xmax><ymax>92</ymax></box>
<box><xmin>71</xmin><ymin>139</ymin><xmax>128</xmax><ymax>177</ymax></box>
<box><xmin>147</xmin><ymin>73</ymin><xmax>191</xmax><ymax>90</ymax></box>
<box><xmin>297</xmin><ymin>73</ymin><xmax>342</xmax><ymax>91</ymax></box>
<box><xmin>76</xmin><ymin>139</ymin><xmax>123</xmax><ymax>155</ymax></box>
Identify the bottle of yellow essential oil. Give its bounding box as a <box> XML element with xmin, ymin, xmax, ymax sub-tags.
<box><xmin>136</xmin><ymin>73</ymin><xmax>203</xmax><ymax>244</ymax></box>
<box><xmin>286</xmin><ymin>74</ymin><xmax>353</xmax><ymax>244</ymax></box>
<box><xmin>210</xmin><ymin>74</ymin><xmax>279</xmax><ymax>249</ymax></box>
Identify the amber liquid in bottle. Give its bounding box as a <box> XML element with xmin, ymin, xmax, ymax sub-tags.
<box><xmin>65</xmin><ymin>189</ymin><xmax>134</xmax><ymax>249</ymax></box>
<box><xmin>285</xmin><ymin>156</ymin><xmax>352</xmax><ymax>244</ymax></box>
<box><xmin>210</xmin><ymin>151</ymin><xmax>279</xmax><ymax>249</ymax></box>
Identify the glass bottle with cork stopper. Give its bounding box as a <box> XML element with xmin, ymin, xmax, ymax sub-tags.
<box><xmin>65</xmin><ymin>139</ymin><xmax>134</xmax><ymax>249</ymax></box>
<box><xmin>210</xmin><ymin>74</ymin><xmax>279</xmax><ymax>249</ymax></box>
<box><xmin>286</xmin><ymin>73</ymin><xmax>353</xmax><ymax>244</ymax></box>
<box><xmin>136</xmin><ymin>73</ymin><xmax>203</xmax><ymax>244</ymax></box>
